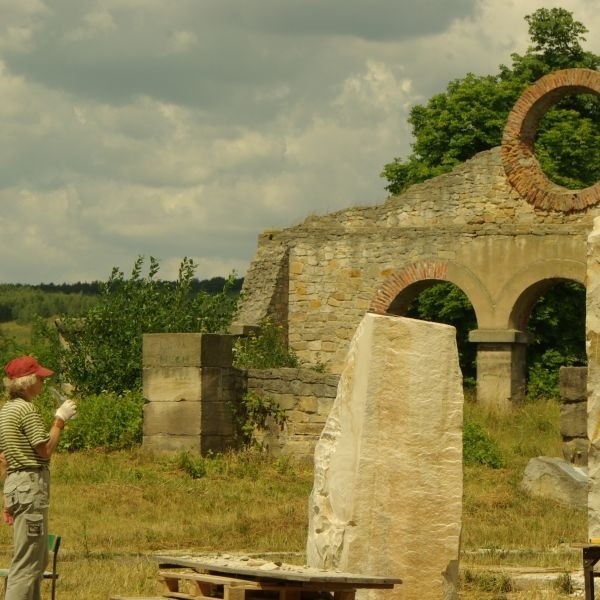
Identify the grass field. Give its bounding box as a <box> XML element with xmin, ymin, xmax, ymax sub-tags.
<box><xmin>0</xmin><ymin>396</ymin><xmax>588</xmax><ymax>599</ymax></box>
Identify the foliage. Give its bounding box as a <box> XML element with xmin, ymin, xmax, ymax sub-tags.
<box><xmin>0</xmin><ymin>284</ymin><xmax>97</xmax><ymax>324</ymax></box>
<box><xmin>58</xmin><ymin>256</ymin><xmax>239</xmax><ymax>395</ymax></box>
<box><xmin>463</xmin><ymin>419</ymin><xmax>504</xmax><ymax>469</ymax></box>
<box><xmin>381</xmin><ymin>7</ymin><xmax>599</xmax><ymax>195</ymax></box>
<box><xmin>406</xmin><ymin>280</ymin><xmax>585</xmax><ymax>398</ymax></box>
<box><xmin>175</xmin><ymin>450</ymin><xmax>208</xmax><ymax>479</ymax></box>
<box><xmin>229</xmin><ymin>391</ymin><xmax>288</xmax><ymax>447</ymax></box>
<box><xmin>232</xmin><ymin>318</ymin><xmax>299</xmax><ymax>370</ymax></box>
<box><xmin>34</xmin><ymin>389</ymin><xmax>145</xmax><ymax>451</ymax></box>
<box><xmin>526</xmin><ymin>282</ymin><xmax>586</xmax><ymax>398</ymax></box>
<box><xmin>406</xmin><ymin>282</ymin><xmax>477</xmax><ymax>385</ymax></box>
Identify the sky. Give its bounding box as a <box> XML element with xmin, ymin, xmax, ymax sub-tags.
<box><xmin>0</xmin><ymin>0</ymin><xmax>598</xmax><ymax>284</ymax></box>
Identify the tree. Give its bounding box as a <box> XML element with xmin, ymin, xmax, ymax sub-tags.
<box><xmin>58</xmin><ymin>256</ymin><xmax>239</xmax><ymax>395</ymax></box>
<box><xmin>381</xmin><ymin>7</ymin><xmax>599</xmax><ymax>195</ymax></box>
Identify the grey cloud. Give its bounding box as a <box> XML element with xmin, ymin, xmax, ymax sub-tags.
<box><xmin>2</xmin><ymin>0</ymin><xmax>475</xmax><ymax>111</ymax></box>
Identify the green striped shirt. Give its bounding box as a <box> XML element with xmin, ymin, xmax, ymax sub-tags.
<box><xmin>0</xmin><ymin>397</ymin><xmax>50</xmax><ymax>472</ymax></box>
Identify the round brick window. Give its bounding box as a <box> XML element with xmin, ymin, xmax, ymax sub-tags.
<box><xmin>502</xmin><ymin>68</ymin><xmax>600</xmax><ymax>212</ymax></box>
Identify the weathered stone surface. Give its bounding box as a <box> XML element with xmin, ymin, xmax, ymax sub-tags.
<box><xmin>143</xmin><ymin>333</ymin><xmax>234</xmax><ymax>368</ymax></box>
<box><xmin>143</xmin><ymin>367</ymin><xmax>202</xmax><ymax>402</ymax></box>
<box><xmin>143</xmin><ymin>400</ymin><xmax>201</xmax><ymax>436</ymax></box>
<box><xmin>559</xmin><ymin>366</ymin><xmax>588</xmax><ymax>402</ymax></box>
<box><xmin>520</xmin><ymin>457</ymin><xmax>588</xmax><ymax>508</ymax></box>
<box><xmin>142</xmin><ymin>434</ymin><xmax>201</xmax><ymax>453</ymax></box>
<box><xmin>560</xmin><ymin>402</ymin><xmax>588</xmax><ymax>438</ymax></box>
<box><xmin>588</xmin><ymin>217</ymin><xmax>600</xmax><ymax>537</ymax></box>
<box><xmin>306</xmin><ymin>313</ymin><xmax>463</xmax><ymax>600</ymax></box>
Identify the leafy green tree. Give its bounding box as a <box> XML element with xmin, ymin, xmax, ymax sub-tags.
<box><xmin>526</xmin><ymin>282</ymin><xmax>586</xmax><ymax>398</ymax></box>
<box><xmin>58</xmin><ymin>256</ymin><xmax>239</xmax><ymax>395</ymax></box>
<box><xmin>381</xmin><ymin>7</ymin><xmax>599</xmax><ymax>195</ymax></box>
<box><xmin>406</xmin><ymin>283</ymin><xmax>477</xmax><ymax>386</ymax></box>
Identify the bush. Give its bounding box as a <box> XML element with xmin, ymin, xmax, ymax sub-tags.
<box><xmin>59</xmin><ymin>256</ymin><xmax>239</xmax><ymax>395</ymax></box>
<box><xmin>35</xmin><ymin>389</ymin><xmax>145</xmax><ymax>451</ymax></box>
<box><xmin>229</xmin><ymin>391</ymin><xmax>287</xmax><ymax>447</ymax></box>
<box><xmin>232</xmin><ymin>318</ymin><xmax>299</xmax><ymax>369</ymax></box>
<box><xmin>463</xmin><ymin>419</ymin><xmax>504</xmax><ymax>468</ymax></box>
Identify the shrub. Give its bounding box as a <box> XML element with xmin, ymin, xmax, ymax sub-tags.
<box><xmin>463</xmin><ymin>419</ymin><xmax>504</xmax><ymax>468</ymax></box>
<box><xmin>35</xmin><ymin>389</ymin><xmax>145</xmax><ymax>451</ymax></box>
<box><xmin>58</xmin><ymin>256</ymin><xmax>238</xmax><ymax>395</ymax></box>
<box><xmin>229</xmin><ymin>391</ymin><xmax>287</xmax><ymax>447</ymax></box>
<box><xmin>232</xmin><ymin>318</ymin><xmax>299</xmax><ymax>369</ymax></box>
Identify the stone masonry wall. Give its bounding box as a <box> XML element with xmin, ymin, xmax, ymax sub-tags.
<box><xmin>246</xmin><ymin>368</ymin><xmax>339</xmax><ymax>460</ymax></box>
<box><xmin>559</xmin><ymin>366</ymin><xmax>588</xmax><ymax>466</ymax></box>
<box><xmin>236</xmin><ymin>146</ymin><xmax>597</xmax><ymax>374</ymax></box>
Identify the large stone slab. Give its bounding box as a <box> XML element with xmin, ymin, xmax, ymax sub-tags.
<box><xmin>588</xmin><ymin>217</ymin><xmax>600</xmax><ymax>537</ymax></box>
<box><xmin>306</xmin><ymin>313</ymin><xmax>463</xmax><ymax>600</ymax></box>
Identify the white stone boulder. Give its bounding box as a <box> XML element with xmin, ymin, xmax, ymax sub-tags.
<box><xmin>520</xmin><ymin>456</ymin><xmax>588</xmax><ymax>508</ymax></box>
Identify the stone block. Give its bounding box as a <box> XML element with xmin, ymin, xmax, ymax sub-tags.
<box><xmin>559</xmin><ymin>366</ymin><xmax>588</xmax><ymax>402</ymax></box>
<box><xmin>560</xmin><ymin>401</ymin><xmax>587</xmax><ymax>438</ymax></box>
<box><xmin>143</xmin><ymin>333</ymin><xmax>233</xmax><ymax>368</ymax></box>
<box><xmin>306</xmin><ymin>314</ymin><xmax>463</xmax><ymax>600</ymax></box>
<box><xmin>143</xmin><ymin>401</ymin><xmax>202</xmax><ymax>436</ymax></box>
<box><xmin>143</xmin><ymin>367</ymin><xmax>202</xmax><ymax>402</ymax></box>
<box><xmin>142</xmin><ymin>434</ymin><xmax>201</xmax><ymax>453</ymax></box>
<box><xmin>563</xmin><ymin>438</ymin><xmax>589</xmax><ymax>466</ymax></box>
<box><xmin>201</xmin><ymin>401</ymin><xmax>235</xmax><ymax>435</ymax></box>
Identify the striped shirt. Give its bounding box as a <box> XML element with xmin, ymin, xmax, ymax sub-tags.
<box><xmin>0</xmin><ymin>397</ymin><xmax>50</xmax><ymax>472</ymax></box>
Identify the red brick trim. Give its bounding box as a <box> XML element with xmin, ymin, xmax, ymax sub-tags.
<box><xmin>502</xmin><ymin>68</ymin><xmax>600</xmax><ymax>212</ymax></box>
<box><xmin>369</xmin><ymin>261</ymin><xmax>448</xmax><ymax>314</ymax></box>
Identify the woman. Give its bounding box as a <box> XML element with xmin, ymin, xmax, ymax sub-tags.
<box><xmin>0</xmin><ymin>355</ymin><xmax>76</xmax><ymax>600</ymax></box>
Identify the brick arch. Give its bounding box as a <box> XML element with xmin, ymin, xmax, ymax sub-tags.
<box><xmin>502</xmin><ymin>68</ymin><xmax>600</xmax><ymax>212</ymax></box>
<box><xmin>369</xmin><ymin>259</ymin><xmax>492</xmax><ymax>325</ymax></box>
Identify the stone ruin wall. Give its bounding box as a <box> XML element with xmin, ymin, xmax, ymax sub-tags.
<box><xmin>236</xmin><ymin>146</ymin><xmax>597</xmax><ymax>374</ymax></box>
<box><xmin>142</xmin><ymin>332</ymin><xmax>339</xmax><ymax>459</ymax></box>
<box><xmin>246</xmin><ymin>368</ymin><xmax>339</xmax><ymax>460</ymax></box>
<box><xmin>559</xmin><ymin>366</ymin><xmax>588</xmax><ymax>466</ymax></box>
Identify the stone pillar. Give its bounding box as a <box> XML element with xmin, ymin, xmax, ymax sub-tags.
<box><xmin>142</xmin><ymin>333</ymin><xmax>242</xmax><ymax>454</ymax></box>
<box><xmin>306</xmin><ymin>314</ymin><xmax>463</xmax><ymax>600</ymax></box>
<box><xmin>587</xmin><ymin>216</ymin><xmax>600</xmax><ymax>537</ymax></box>
<box><xmin>559</xmin><ymin>366</ymin><xmax>588</xmax><ymax>466</ymax></box>
<box><xmin>468</xmin><ymin>329</ymin><xmax>532</xmax><ymax>411</ymax></box>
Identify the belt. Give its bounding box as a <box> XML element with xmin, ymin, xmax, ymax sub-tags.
<box><xmin>8</xmin><ymin>466</ymin><xmax>49</xmax><ymax>473</ymax></box>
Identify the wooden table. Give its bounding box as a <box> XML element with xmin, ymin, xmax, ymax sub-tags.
<box><xmin>572</xmin><ymin>544</ymin><xmax>600</xmax><ymax>600</ymax></box>
<box><xmin>152</xmin><ymin>554</ymin><xmax>402</xmax><ymax>600</ymax></box>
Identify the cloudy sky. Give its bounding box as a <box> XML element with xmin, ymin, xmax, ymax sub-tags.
<box><xmin>0</xmin><ymin>0</ymin><xmax>598</xmax><ymax>284</ymax></box>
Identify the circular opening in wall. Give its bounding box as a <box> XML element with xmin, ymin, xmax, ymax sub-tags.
<box><xmin>533</xmin><ymin>93</ymin><xmax>600</xmax><ymax>190</ymax></box>
<box><xmin>501</xmin><ymin>68</ymin><xmax>600</xmax><ymax>211</ymax></box>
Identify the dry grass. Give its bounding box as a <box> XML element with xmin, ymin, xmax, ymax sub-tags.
<box><xmin>0</xmin><ymin>450</ymin><xmax>314</xmax><ymax>599</ymax></box>
<box><xmin>0</xmin><ymin>397</ymin><xmax>588</xmax><ymax>599</ymax></box>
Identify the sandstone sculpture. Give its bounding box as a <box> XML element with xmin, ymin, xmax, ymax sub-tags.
<box><xmin>306</xmin><ymin>313</ymin><xmax>463</xmax><ymax>600</ymax></box>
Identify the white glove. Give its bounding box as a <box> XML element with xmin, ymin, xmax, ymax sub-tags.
<box><xmin>55</xmin><ymin>399</ymin><xmax>77</xmax><ymax>422</ymax></box>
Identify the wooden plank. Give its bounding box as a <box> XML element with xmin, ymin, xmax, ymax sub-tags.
<box><xmin>159</xmin><ymin>571</ymin><xmax>262</xmax><ymax>588</ymax></box>
<box><xmin>224</xmin><ymin>587</ymin><xmax>246</xmax><ymax>600</ymax></box>
<box><xmin>154</xmin><ymin>556</ymin><xmax>401</xmax><ymax>586</ymax></box>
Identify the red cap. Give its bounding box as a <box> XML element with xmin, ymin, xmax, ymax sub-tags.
<box><xmin>4</xmin><ymin>356</ymin><xmax>54</xmax><ymax>380</ymax></box>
